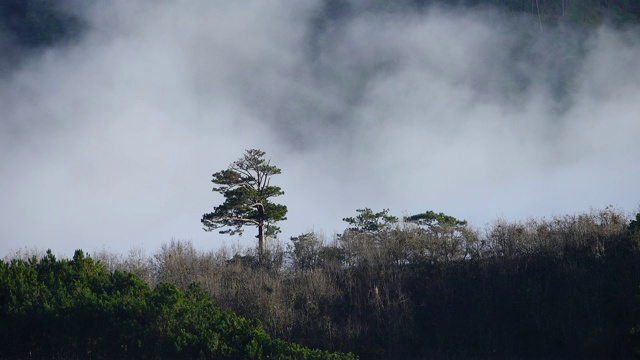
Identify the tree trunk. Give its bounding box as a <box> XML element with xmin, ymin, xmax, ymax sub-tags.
<box><xmin>257</xmin><ymin>204</ymin><xmax>266</xmax><ymax>262</ymax></box>
<box><xmin>258</xmin><ymin>223</ymin><xmax>266</xmax><ymax>262</ymax></box>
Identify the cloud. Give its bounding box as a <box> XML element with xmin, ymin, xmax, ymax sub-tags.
<box><xmin>1</xmin><ymin>0</ymin><xmax>639</xmax><ymax>257</ymax></box>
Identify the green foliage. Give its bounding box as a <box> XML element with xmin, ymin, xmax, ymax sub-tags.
<box><xmin>342</xmin><ymin>208</ymin><xmax>398</xmax><ymax>234</ymax></box>
<box><xmin>202</xmin><ymin>149</ymin><xmax>288</xmax><ymax>258</ymax></box>
<box><xmin>202</xmin><ymin>149</ymin><xmax>287</xmax><ymax>236</ymax></box>
<box><xmin>0</xmin><ymin>250</ymin><xmax>356</xmax><ymax>360</ymax></box>
<box><xmin>405</xmin><ymin>210</ymin><xmax>467</xmax><ymax>228</ymax></box>
<box><xmin>629</xmin><ymin>212</ymin><xmax>640</xmax><ymax>232</ymax></box>
<box><xmin>404</xmin><ymin>211</ymin><xmax>471</xmax><ymax>260</ymax></box>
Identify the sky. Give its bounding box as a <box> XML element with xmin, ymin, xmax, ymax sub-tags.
<box><xmin>1</xmin><ymin>0</ymin><xmax>639</xmax><ymax>258</ymax></box>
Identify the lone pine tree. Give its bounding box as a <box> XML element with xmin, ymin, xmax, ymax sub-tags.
<box><xmin>202</xmin><ymin>149</ymin><xmax>287</xmax><ymax>260</ymax></box>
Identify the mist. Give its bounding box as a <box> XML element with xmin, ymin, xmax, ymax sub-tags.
<box><xmin>1</xmin><ymin>0</ymin><xmax>639</xmax><ymax>257</ymax></box>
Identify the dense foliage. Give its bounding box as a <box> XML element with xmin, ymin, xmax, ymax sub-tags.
<box><xmin>0</xmin><ymin>250</ymin><xmax>356</xmax><ymax>359</ymax></box>
<box><xmin>87</xmin><ymin>207</ymin><xmax>640</xmax><ymax>359</ymax></box>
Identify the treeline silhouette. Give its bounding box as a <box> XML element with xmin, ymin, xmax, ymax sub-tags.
<box><xmin>68</xmin><ymin>207</ymin><xmax>640</xmax><ymax>359</ymax></box>
<box><xmin>0</xmin><ymin>250</ymin><xmax>356</xmax><ymax>359</ymax></box>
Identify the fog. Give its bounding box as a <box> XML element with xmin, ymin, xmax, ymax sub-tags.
<box><xmin>1</xmin><ymin>0</ymin><xmax>639</xmax><ymax>257</ymax></box>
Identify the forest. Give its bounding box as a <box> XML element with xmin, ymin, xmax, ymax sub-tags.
<box><xmin>0</xmin><ymin>249</ymin><xmax>356</xmax><ymax>359</ymax></box>
<box><xmin>3</xmin><ymin>206</ymin><xmax>640</xmax><ymax>359</ymax></box>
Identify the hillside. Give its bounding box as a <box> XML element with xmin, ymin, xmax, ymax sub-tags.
<box><xmin>0</xmin><ymin>250</ymin><xmax>356</xmax><ymax>359</ymax></box>
<box><xmin>6</xmin><ymin>208</ymin><xmax>639</xmax><ymax>359</ymax></box>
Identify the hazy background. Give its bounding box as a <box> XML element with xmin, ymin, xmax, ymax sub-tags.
<box><xmin>1</xmin><ymin>0</ymin><xmax>639</xmax><ymax>257</ymax></box>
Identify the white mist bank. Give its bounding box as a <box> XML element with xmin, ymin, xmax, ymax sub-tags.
<box><xmin>0</xmin><ymin>0</ymin><xmax>639</xmax><ymax>256</ymax></box>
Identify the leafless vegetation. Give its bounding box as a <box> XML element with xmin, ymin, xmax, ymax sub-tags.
<box><xmin>84</xmin><ymin>207</ymin><xmax>640</xmax><ymax>358</ymax></box>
